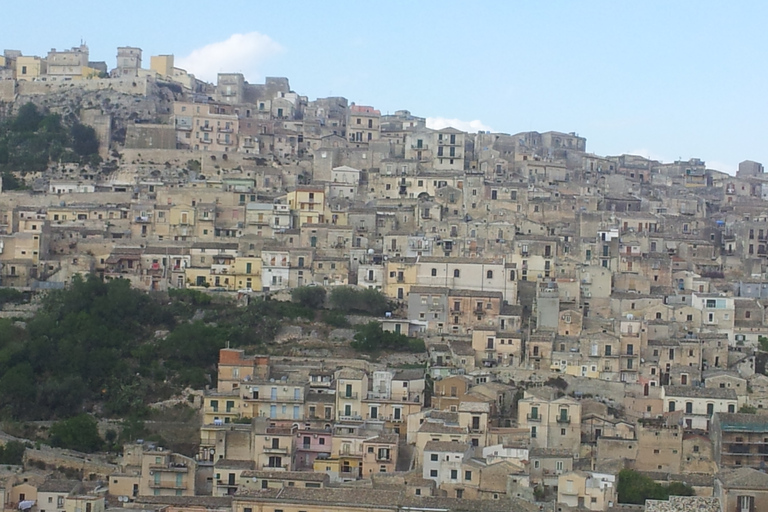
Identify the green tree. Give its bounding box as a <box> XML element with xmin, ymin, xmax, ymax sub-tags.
<box><xmin>49</xmin><ymin>414</ymin><xmax>103</xmax><ymax>452</ymax></box>
<box><xmin>0</xmin><ymin>363</ymin><xmax>36</xmax><ymax>418</ymax></box>
<box><xmin>1</xmin><ymin>172</ymin><xmax>25</xmax><ymax>190</ymax></box>
<box><xmin>351</xmin><ymin>321</ymin><xmax>425</xmax><ymax>353</ymax></box>
<box><xmin>292</xmin><ymin>286</ymin><xmax>326</xmax><ymax>309</ymax></box>
<box><xmin>739</xmin><ymin>404</ymin><xmax>758</xmax><ymax>414</ymax></box>
<box><xmin>329</xmin><ymin>287</ymin><xmax>390</xmax><ymax>315</ymax></box>
<box><xmin>11</xmin><ymin>103</ymin><xmax>43</xmax><ymax>132</ymax></box>
<box><xmin>0</xmin><ymin>440</ymin><xmax>26</xmax><ymax>464</ymax></box>
<box><xmin>617</xmin><ymin>469</ymin><xmax>694</xmax><ymax>504</ymax></box>
<box><xmin>71</xmin><ymin>123</ymin><xmax>99</xmax><ymax>157</ymax></box>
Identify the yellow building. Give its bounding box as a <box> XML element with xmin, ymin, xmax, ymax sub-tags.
<box><xmin>286</xmin><ymin>187</ymin><xmax>325</xmax><ymax>226</ymax></box>
<box><xmin>383</xmin><ymin>258</ymin><xmax>418</xmax><ymax>301</ymax></box>
<box><xmin>202</xmin><ymin>391</ymin><xmax>243</xmax><ymax>425</ymax></box>
<box><xmin>150</xmin><ymin>55</ymin><xmax>174</xmax><ymax>77</ymax></box>
<box><xmin>64</xmin><ymin>496</ymin><xmax>104</xmax><ymax>512</ymax></box>
<box><xmin>16</xmin><ymin>56</ymin><xmax>45</xmax><ymax>80</ymax></box>
<box><xmin>336</xmin><ymin>368</ymin><xmax>368</xmax><ymax>421</ymax></box>
<box><xmin>139</xmin><ymin>448</ymin><xmax>197</xmax><ymax>496</ymax></box>
<box><xmin>233</xmin><ymin>256</ymin><xmax>262</xmax><ymax>291</ymax></box>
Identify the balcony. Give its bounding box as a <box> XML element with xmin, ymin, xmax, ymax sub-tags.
<box><xmin>526</xmin><ymin>414</ymin><xmax>542</xmax><ymax>422</ymax></box>
<box><xmin>262</xmin><ymin>445</ymin><xmax>288</xmax><ymax>455</ymax></box>
<box><xmin>149</xmin><ymin>463</ymin><xmax>190</xmax><ymax>472</ymax></box>
<box><xmin>556</xmin><ymin>415</ymin><xmax>571</xmax><ymax>424</ymax></box>
<box><xmin>339</xmin><ymin>415</ymin><xmax>363</xmax><ymax>422</ymax></box>
<box><xmin>200</xmin><ymin>138</ymin><xmax>212</xmax><ymax>144</ymax></box>
<box><xmin>218</xmin><ymin>126</ymin><xmax>234</xmax><ymax>133</ymax></box>
<box><xmin>200</xmin><ymin>125</ymin><xmax>213</xmax><ymax>132</ymax></box>
<box><xmin>340</xmin><ymin>392</ymin><xmax>359</xmax><ymax>400</ymax></box>
<box><xmin>149</xmin><ymin>482</ymin><xmax>187</xmax><ymax>489</ymax></box>
<box><xmin>217</xmin><ymin>138</ymin><xmax>235</xmax><ymax>146</ymax></box>
<box><xmin>339</xmin><ymin>449</ymin><xmax>363</xmax><ymax>457</ymax></box>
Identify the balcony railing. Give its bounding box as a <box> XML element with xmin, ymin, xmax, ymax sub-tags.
<box><xmin>262</xmin><ymin>445</ymin><xmax>288</xmax><ymax>454</ymax></box>
<box><xmin>556</xmin><ymin>415</ymin><xmax>571</xmax><ymax>424</ymax></box>
<box><xmin>341</xmin><ymin>392</ymin><xmax>359</xmax><ymax>400</ymax></box>
<box><xmin>339</xmin><ymin>414</ymin><xmax>363</xmax><ymax>422</ymax></box>
<box><xmin>149</xmin><ymin>482</ymin><xmax>187</xmax><ymax>489</ymax></box>
<box><xmin>526</xmin><ymin>414</ymin><xmax>541</xmax><ymax>422</ymax></box>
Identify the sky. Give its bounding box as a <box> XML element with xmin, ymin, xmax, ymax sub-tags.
<box><xmin>2</xmin><ymin>0</ymin><xmax>766</xmax><ymax>174</ymax></box>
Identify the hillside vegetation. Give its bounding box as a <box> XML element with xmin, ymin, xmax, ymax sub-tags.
<box><xmin>0</xmin><ymin>277</ymin><xmax>418</xmax><ymax>423</ymax></box>
<box><xmin>0</xmin><ymin>102</ymin><xmax>101</xmax><ymax>186</ymax></box>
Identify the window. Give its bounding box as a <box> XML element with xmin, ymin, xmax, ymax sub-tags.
<box><xmin>465</xmin><ymin>470</ymin><xmax>472</xmax><ymax>481</ymax></box>
<box><xmin>668</xmin><ymin>401</ymin><xmax>675</xmax><ymax>412</ymax></box>
<box><xmin>738</xmin><ymin>496</ymin><xmax>754</xmax><ymax>512</ymax></box>
<box><xmin>486</xmin><ymin>270</ymin><xmax>493</xmax><ymax>279</ymax></box>
<box><xmin>430</xmin><ymin>469</ymin><xmax>438</xmax><ymax>477</ymax></box>
<box><xmin>450</xmin><ymin>469</ymin><xmax>458</xmax><ymax>480</ymax></box>
<box><xmin>453</xmin><ymin>269</ymin><xmax>460</xmax><ymax>278</ymax></box>
<box><xmin>533</xmin><ymin>460</ymin><xmax>540</xmax><ymax>469</ymax></box>
<box><xmin>430</xmin><ymin>454</ymin><xmax>438</xmax><ymax>461</ymax></box>
<box><xmin>431</xmin><ymin>268</ymin><xmax>437</xmax><ymax>276</ymax></box>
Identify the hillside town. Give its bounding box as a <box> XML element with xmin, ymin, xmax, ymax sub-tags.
<box><xmin>1</xmin><ymin>43</ymin><xmax>768</xmax><ymax>512</ymax></box>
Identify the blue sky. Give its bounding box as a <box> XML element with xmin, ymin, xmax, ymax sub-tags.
<box><xmin>3</xmin><ymin>0</ymin><xmax>766</xmax><ymax>173</ymax></box>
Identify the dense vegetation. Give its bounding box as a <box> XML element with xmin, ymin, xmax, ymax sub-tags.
<box><xmin>0</xmin><ymin>275</ymin><xmax>317</xmax><ymax>422</ymax></box>
<box><xmin>329</xmin><ymin>286</ymin><xmax>391</xmax><ymax>316</ymax></box>
<box><xmin>617</xmin><ymin>469</ymin><xmax>695</xmax><ymax>504</ymax></box>
<box><xmin>351</xmin><ymin>321</ymin><xmax>426</xmax><ymax>353</ymax></box>
<box><xmin>0</xmin><ymin>276</ymin><xmax>423</xmax><ymax>427</ymax></box>
<box><xmin>0</xmin><ymin>440</ymin><xmax>25</xmax><ymax>464</ymax></box>
<box><xmin>0</xmin><ymin>102</ymin><xmax>101</xmax><ymax>185</ymax></box>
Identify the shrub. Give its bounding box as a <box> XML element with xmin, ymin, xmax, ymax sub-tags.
<box><xmin>49</xmin><ymin>414</ymin><xmax>103</xmax><ymax>453</ymax></box>
<box><xmin>329</xmin><ymin>287</ymin><xmax>390</xmax><ymax>316</ymax></box>
<box><xmin>351</xmin><ymin>321</ymin><xmax>425</xmax><ymax>354</ymax></box>
<box><xmin>292</xmin><ymin>286</ymin><xmax>326</xmax><ymax>309</ymax></box>
<box><xmin>321</xmin><ymin>309</ymin><xmax>350</xmax><ymax>328</ymax></box>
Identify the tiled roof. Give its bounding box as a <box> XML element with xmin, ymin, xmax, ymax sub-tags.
<box><xmin>664</xmin><ymin>385</ymin><xmax>737</xmax><ymax>400</ymax></box>
<box><xmin>717</xmin><ymin>467</ymin><xmax>768</xmax><ymax>490</ymax></box>
<box><xmin>424</xmin><ymin>441</ymin><xmax>469</xmax><ymax>453</ymax></box>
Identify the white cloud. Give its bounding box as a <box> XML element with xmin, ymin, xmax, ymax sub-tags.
<box><xmin>176</xmin><ymin>32</ymin><xmax>284</xmax><ymax>84</ymax></box>
<box><xmin>426</xmin><ymin>117</ymin><xmax>494</xmax><ymax>133</ymax></box>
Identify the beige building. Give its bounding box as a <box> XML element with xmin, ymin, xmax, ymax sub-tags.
<box><xmin>16</xmin><ymin>55</ymin><xmax>45</xmax><ymax>80</ymax></box>
<box><xmin>138</xmin><ymin>447</ymin><xmax>197</xmax><ymax>496</ymax></box>
<box><xmin>715</xmin><ymin>467</ymin><xmax>768</xmax><ymax>512</ymax></box>
<box><xmin>557</xmin><ymin>471</ymin><xmax>616</xmax><ymax>511</ymax></box>
<box><xmin>517</xmin><ymin>387</ymin><xmax>581</xmax><ymax>453</ymax></box>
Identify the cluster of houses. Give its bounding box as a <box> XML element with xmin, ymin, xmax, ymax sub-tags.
<box><xmin>2</xmin><ymin>43</ymin><xmax>768</xmax><ymax>512</ymax></box>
